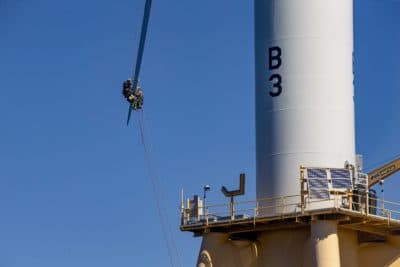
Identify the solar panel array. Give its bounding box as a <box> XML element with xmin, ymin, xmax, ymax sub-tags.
<box><xmin>307</xmin><ymin>168</ymin><xmax>330</xmax><ymax>199</ymax></box>
<box><xmin>331</xmin><ymin>169</ymin><xmax>352</xmax><ymax>189</ymax></box>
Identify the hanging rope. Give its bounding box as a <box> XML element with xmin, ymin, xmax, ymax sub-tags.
<box><xmin>135</xmin><ymin>110</ymin><xmax>182</xmax><ymax>267</ymax></box>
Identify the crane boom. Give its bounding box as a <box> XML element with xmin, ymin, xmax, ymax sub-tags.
<box><xmin>368</xmin><ymin>157</ymin><xmax>400</xmax><ymax>187</ymax></box>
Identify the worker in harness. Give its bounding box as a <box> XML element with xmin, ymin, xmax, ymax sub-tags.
<box><xmin>122</xmin><ymin>0</ymin><xmax>151</xmax><ymax>125</ymax></box>
<box><xmin>122</xmin><ymin>79</ymin><xmax>144</xmax><ymax>110</ymax></box>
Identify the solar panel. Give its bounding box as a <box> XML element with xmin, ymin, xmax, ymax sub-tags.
<box><xmin>307</xmin><ymin>168</ymin><xmax>327</xmax><ymax>179</ymax></box>
<box><xmin>331</xmin><ymin>169</ymin><xmax>352</xmax><ymax>189</ymax></box>
<box><xmin>307</xmin><ymin>169</ymin><xmax>330</xmax><ymax>199</ymax></box>
<box><xmin>331</xmin><ymin>169</ymin><xmax>350</xmax><ymax>179</ymax></box>
<box><xmin>309</xmin><ymin>178</ymin><xmax>328</xmax><ymax>188</ymax></box>
<box><xmin>308</xmin><ymin>180</ymin><xmax>330</xmax><ymax>199</ymax></box>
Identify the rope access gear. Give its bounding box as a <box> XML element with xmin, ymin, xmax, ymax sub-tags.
<box><xmin>122</xmin><ymin>79</ymin><xmax>144</xmax><ymax>110</ymax></box>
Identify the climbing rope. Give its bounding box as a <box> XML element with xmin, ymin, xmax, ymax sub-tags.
<box><xmin>135</xmin><ymin>110</ymin><xmax>182</xmax><ymax>267</ymax></box>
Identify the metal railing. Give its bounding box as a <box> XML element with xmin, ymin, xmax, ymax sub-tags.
<box><xmin>181</xmin><ymin>192</ymin><xmax>400</xmax><ymax>227</ymax></box>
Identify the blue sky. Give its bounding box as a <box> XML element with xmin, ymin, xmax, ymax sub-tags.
<box><xmin>1</xmin><ymin>0</ymin><xmax>399</xmax><ymax>266</ymax></box>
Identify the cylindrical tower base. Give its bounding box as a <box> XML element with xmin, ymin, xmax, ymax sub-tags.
<box><xmin>311</xmin><ymin>221</ymin><xmax>341</xmax><ymax>267</ymax></box>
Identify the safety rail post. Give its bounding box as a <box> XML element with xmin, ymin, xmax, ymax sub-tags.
<box><xmin>255</xmin><ymin>200</ymin><xmax>259</xmax><ymax>219</ymax></box>
<box><xmin>387</xmin><ymin>210</ymin><xmax>391</xmax><ymax>225</ymax></box>
<box><xmin>253</xmin><ymin>207</ymin><xmax>257</xmax><ymax>225</ymax></box>
<box><xmin>300</xmin><ymin>166</ymin><xmax>306</xmax><ymax>214</ymax></box>
<box><xmin>187</xmin><ymin>210</ymin><xmax>191</xmax><ymax>225</ymax></box>
<box><xmin>382</xmin><ymin>196</ymin><xmax>385</xmax><ymax>211</ymax></box>
<box><xmin>281</xmin><ymin>196</ymin><xmax>285</xmax><ymax>214</ymax></box>
<box><xmin>348</xmin><ymin>192</ymin><xmax>353</xmax><ymax>211</ymax></box>
<box><xmin>205</xmin><ymin>208</ymin><xmax>209</xmax><ymax>226</ymax></box>
<box><xmin>334</xmin><ymin>192</ymin><xmax>338</xmax><ymax>209</ymax></box>
<box><xmin>185</xmin><ymin>198</ymin><xmax>191</xmax><ymax>224</ymax></box>
<box><xmin>230</xmin><ymin>196</ymin><xmax>235</xmax><ymax>221</ymax></box>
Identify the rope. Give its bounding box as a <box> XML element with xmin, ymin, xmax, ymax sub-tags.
<box><xmin>135</xmin><ymin>110</ymin><xmax>182</xmax><ymax>267</ymax></box>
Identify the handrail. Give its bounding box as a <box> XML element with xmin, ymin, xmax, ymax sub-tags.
<box><xmin>181</xmin><ymin>191</ymin><xmax>400</xmax><ymax>227</ymax></box>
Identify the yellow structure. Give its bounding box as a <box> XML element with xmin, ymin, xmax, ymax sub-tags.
<box><xmin>368</xmin><ymin>157</ymin><xmax>400</xmax><ymax>187</ymax></box>
<box><xmin>196</xmin><ymin>227</ymin><xmax>400</xmax><ymax>267</ymax></box>
<box><xmin>181</xmin><ymin>171</ymin><xmax>400</xmax><ymax>267</ymax></box>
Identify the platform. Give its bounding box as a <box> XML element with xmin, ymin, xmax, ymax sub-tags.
<box><xmin>180</xmin><ymin>192</ymin><xmax>400</xmax><ymax>237</ymax></box>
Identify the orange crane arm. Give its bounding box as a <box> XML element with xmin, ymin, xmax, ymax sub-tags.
<box><xmin>368</xmin><ymin>158</ymin><xmax>400</xmax><ymax>187</ymax></box>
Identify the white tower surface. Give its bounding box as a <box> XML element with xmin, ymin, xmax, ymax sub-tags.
<box><xmin>255</xmin><ymin>0</ymin><xmax>356</xmax><ymax>206</ymax></box>
<box><xmin>181</xmin><ymin>1</ymin><xmax>400</xmax><ymax>266</ymax></box>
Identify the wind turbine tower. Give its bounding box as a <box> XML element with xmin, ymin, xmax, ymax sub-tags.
<box><xmin>180</xmin><ymin>1</ymin><xmax>400</xmax><ymax>266</ymax></box>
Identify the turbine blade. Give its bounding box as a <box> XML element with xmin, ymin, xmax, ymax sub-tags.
<box><xmin>126</xmin><ymin>106</ymin><xmax>133</xmax><ymax>126</ymax></box>
<box><xmin>132</xmin><ymin>0</ymin><xmax>153</xmax><ymax>88</ymax></box>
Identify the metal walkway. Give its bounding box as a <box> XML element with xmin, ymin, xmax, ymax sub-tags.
<box><xmin>180</xmin><ymin>192</ymin><xmax>400</xmax><ymax>237</ymax></box>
